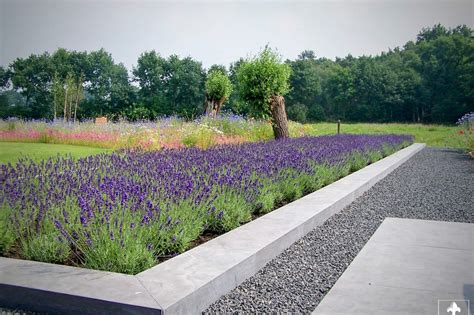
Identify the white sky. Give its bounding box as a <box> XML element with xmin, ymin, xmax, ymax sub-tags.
<box><xmin>1</xmin><ymin>0</ymin><xmax>473</xmax><ymax>70</ymax></box>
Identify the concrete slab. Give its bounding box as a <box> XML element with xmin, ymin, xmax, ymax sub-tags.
<box><xmin>313</xmin><ymin>218</ymin><xmax>474</xmax><ymax>315</ymax></box>
<box><xmin>0</xmin><ymin>144</ymin><xmax>425</xmax><ymax>315</ymax></box>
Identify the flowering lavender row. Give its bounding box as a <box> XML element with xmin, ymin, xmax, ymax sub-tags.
<box><xmin>0</xmin><ymin>134</ymin><xmax>412</xmax><ymax>274</ymax></box>
<box><xmin>456</xmin><ymin>112</ymin><xmax>473</xmax><ymax>126</ymax></box>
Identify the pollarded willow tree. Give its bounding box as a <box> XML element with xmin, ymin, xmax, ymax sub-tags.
<box><xmin>204</xmin><ymin>68</ymin><xmax>233</xmax><ymax>116</ymax></box>
<box><xmin>237</xmin><ymin>47</ymin><xmax>292</xmax><ymax>139</ymax></box>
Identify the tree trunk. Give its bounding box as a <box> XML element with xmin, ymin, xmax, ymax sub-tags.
<box><xmin>269</xmin><ymin>95</ymin><xmax>290</xmax><ymax>139</ymax></box>
<box><xmin>204</xmin><ymin>95</ymin><xmax>224</xmax><ymax>117</ymax></box>
<box><xmin>63</xmin><ymin>88</ymin><xmax>68</xmax><ymax>122</ymax></box>
<box><xmin>74</xmin><ymin>93</ymin><xmax>79</xmax><ymax>123</ymax></box>
<box><xmin>204</xmin><ymin>95</ymin><xmax>214</xmax><ymax>116</ymax></box>
<box><xmin>215</xmin><ymin>96</ymin><xmax>226</xmax><ymax>115</ymax></box>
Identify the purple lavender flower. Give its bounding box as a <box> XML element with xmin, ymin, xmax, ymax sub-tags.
<box><xmin>0</xmin><ymin>134</ymin><xmax>412</xmax><ymax>267</ymax></box>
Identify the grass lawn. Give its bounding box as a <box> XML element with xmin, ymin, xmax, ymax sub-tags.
<box><xmin>306</xmin><ymin>123</ymin><xmax>467</xmax><ymax>149</ymax></box>
<box><xmin>0</xmin><ymin>142</ymin><xmax>109</xmax><ymax>164</ymax></box>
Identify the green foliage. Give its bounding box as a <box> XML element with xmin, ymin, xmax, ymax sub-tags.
<box><xmin>81</xmin><ymin>233</ymin><xmax>155</xmax><ymax>274</ymax></box>
<box><xmin>287</xmin><ymin>103</ymin><xmax>308</xmax><ymax>122</ymax></box>
<box><xmin>286</xmin><ymin>52</ymin><xmax>321</xmax><ymax>112</ymax></box>
<box><xmin>9</xmin><ymin>52</ymin><xmax>54</xmax><ymax>118</ymax></box>
<box><xmin>0</xmin><ymin>66</ymin><xmax>10</xmax><ymax>89</ymax></box>
<box><xmin>0</xmin><ymin>206</ymin><xmax>15</xmax><ymax>254</ymax></box>
<box><xmin>368</xmin><ymin>150</ymin><xmax>384</xmax><ymax>164</ymax></box>
<box><xmin>205</xmin><ymin>70</ymin><xmax>233</xmax><ymax>103</ymax></box>
<box><xmin>308</xmin><ymin>104</ymin><xmax>326</xmax><ymax>121</ymax></box>
<box><xmin>284</xmin><ymin>25</ymin><xmax>474</xmax><ymax>124</ymax></box>
<box><xmin>21</xmin><ymin>233</ymin><xmax>71</xmax><ymax>264</ymax></box>
<box><xmin>133</xmin><ymin>52</ymin><xmax>206</xmax><ymax>118</ymax></box>
<box><xmin>207</xmin><ymin>189</ymin><xmax>252</xmax><ymax>232</ymax></box>
<box><xmin>255</xmin><ymin>179</ymin><xmax>282</xmax><ymax>213</ymax></box>
<box><xmin>133</xmin><ymin>51</ymin><xmax>169</xmax><ymax>115</ymax></box>
<box><xmin>5</xmin><ymin>48</ymin><xmax>132</xmax><ymax>119</ymax></box>
<box><xmin>349</xmin><ymin>151</ymin><xmax>369</xmax><ymax>172</ymax></box>
<box><xmin>121</xmin><ymin>106</ymin><xmax>155</xmax><ymax>121</ymax></box>
<box><xmin>236</xmin><ymin>47</ymin><xmax>291</xmax><ymax>118</ymax></box>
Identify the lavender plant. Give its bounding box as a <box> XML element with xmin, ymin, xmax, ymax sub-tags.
<box><xmin>456</xmin><ymin>112</ymin><xmax>474</xmax><ymax>128</ymax></box>
<box><xmin>0</xmin><ymin>134</ymin><xmax>412</xmax><ymax>274</ymax></box>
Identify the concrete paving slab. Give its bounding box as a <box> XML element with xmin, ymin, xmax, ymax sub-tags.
<box><xmin>370</xmin><ymin>218</ymin><xmax>474</xmax><ymax>251</ymax></box>
<box><xmin>313</xmin><ymin>218</ymin><xmax>474</xmax><ymax>315</ymax></box>
<box><xmin>312</xmin><ymin>282</ymin><xmax>471</xmax><ymax>315</ymax></box>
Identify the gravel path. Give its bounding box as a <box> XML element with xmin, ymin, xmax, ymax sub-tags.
<box><xmin>206</xmin><ymin>148</ymin><xmax>473</xmax><ymax>313</ymax></box>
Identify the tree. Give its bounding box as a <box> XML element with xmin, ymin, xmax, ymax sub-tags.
<box><xmin>134</xmin><ymin>52</ymin><xmax>206</xmax><ymax>118</ymax></box>
<box><xmin>51</xmin><ymin>72</ymin><xmax>85</xmax><ymax>122</ymax></box>
<box><xmin>204</xmin><ymin>68</ymin><xmax>233</xmax><ymax>116</ymax></box>
<box><xmin>286</xmin><ymin>52</ymin><xmax>322</xmax><ymax>121</ymax></box>
<box><xmin>415</xmin><ymin>25</ymin><xmax>474</xmax><ymax>122</ymax></box>
<box><xmin>81</xmin><ymin>49</ymin><xmax>133</xmax><ymax>118</ymax></box>
<box><xmin>298</xmin><ymin>50</ymin><xmax>316</xmax><ymax>60</ymax></box>
<box><xmin>226</xmin><ymin>58</ymin><xmax>248</xmax><ymax>115</ymax></box>
<box><xmin>287</xmin><ymin>103</ymin><xmax>308</xmax><ymax>122</ymax></box>
<box><xmin>133</xmin><ymin>50</ymin><xmax>168</xmax><ymax>116</ymax></box>
<box><xmin>0</xmin><ymin>67</ymin><xmax>9</xmax><ymax>89</ymax></box>
<box><xmin>236</xmin><ymin>47</ymin><xmax>292</xmax><ymax>139</ymax></box>
<box><xmin>165</xmin><ymin>55</ymin><xmax>206</xmax><ymax>118</ymax></box>
<box><xmin>0</xmin><ymin>67</ymin><xmax>11</xmax><ymax>117</ymax></box>
<box><xmin>51</xmin><ymin>73</ymin><xmax>63</xmax><ymax>120</ymax></box>
<box><xmin>324</xmin><ymin>63</ymin><xmax>354</xmax><ymax>120</ymax></box>
<box><xmin>9</xmin><ymin>52</ymin><xmax>54</xmax><ymax>118</ymax></box>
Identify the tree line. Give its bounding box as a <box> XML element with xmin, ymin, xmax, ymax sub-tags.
<box><xmin>0</xmin><ymin>24</ymin><xmax>473</xmax><ymax>124</ymax></box>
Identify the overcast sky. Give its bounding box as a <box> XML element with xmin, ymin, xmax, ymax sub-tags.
<box><xmin>1</xmin><ymin>0</ymin><xmax>473</xmax><ymax>70</ymax></box>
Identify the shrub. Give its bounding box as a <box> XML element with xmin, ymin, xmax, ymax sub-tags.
<box><xmin>287</xmin><ymin>103</ymin><xmax>308</xmax><ymax>123</ymax></box>
<box><xmin>308</xmin><ymin>105</ymin><xmax>326</xmax><ymax>122</ymax></box>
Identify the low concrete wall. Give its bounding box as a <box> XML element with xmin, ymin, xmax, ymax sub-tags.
<box><xmin>0</xmin><ymin>143</ymin><xmax>425</xmax><ymax>314</ymax></box>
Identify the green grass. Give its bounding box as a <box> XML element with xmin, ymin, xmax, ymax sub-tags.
<box><xmin>305</xmin><ymin>123</ymin><xmax>467</xmax><ymax>148</ymax></box>
<box><xmin>0</xmin><ymin>142</ymin><xmax>109</xmax><ymax>164</ymax></box>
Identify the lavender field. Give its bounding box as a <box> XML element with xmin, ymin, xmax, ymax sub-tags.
<box><xmin>0</xmin><ymin>135</ymin><xmax>412</xmax><ymax>274</ymax></box>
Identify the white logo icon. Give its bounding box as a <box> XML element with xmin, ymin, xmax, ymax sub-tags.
<box><xmin>447</xmin><ymin>302</ymin><xmax>461</xmax><ymax>315</ymax></box>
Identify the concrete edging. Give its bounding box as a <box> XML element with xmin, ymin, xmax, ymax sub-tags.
<box><xmin>0</xmin><ymin>143</ymin><xmax>426</xmax><ymax>314</ymax></box>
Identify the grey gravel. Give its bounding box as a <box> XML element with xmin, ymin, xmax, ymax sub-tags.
<box><xmin>206</xmin><ymin>148</ymin><xmax>473</xmax><ymax>314</ymax></box>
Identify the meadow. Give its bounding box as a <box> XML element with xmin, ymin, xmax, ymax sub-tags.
<box><xmin>0</xmin><ymin>115</ymin><xmax>298</xmax><ymax>151</ymax></box>
<box><xmin>0</xmin><ymin>134</ymin><xmax>411</xmax><ymax>274</ymax></box>
<box><xmin>0</xmin><ymin>116</ymin><xmax>471</xmax><ymax>160</ymax></box>
<box><xmin>306</xmin><ymin>122</ymin><xmax>470</xmax><ymax>149</ymax></box>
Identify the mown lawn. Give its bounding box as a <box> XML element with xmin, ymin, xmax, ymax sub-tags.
<box><xmin>305</xmin><ymin>123</ymin><xmax>466</xmax><ymax>148</ymax></box>
<box><xmin>0</xmin><ymin>142</ymin><xmax>109</xmax><ymax>164</ymax></box>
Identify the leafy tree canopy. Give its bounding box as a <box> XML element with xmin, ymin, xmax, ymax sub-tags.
<box><xmin>205</xmin><ymin>70</ymin><xmax>233</xmax><ymax>102</ymax></box>
<box><xmin>236</xmin><ymin>46</ymin><xmax>291</xmax><ymax>118</ymax></box>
